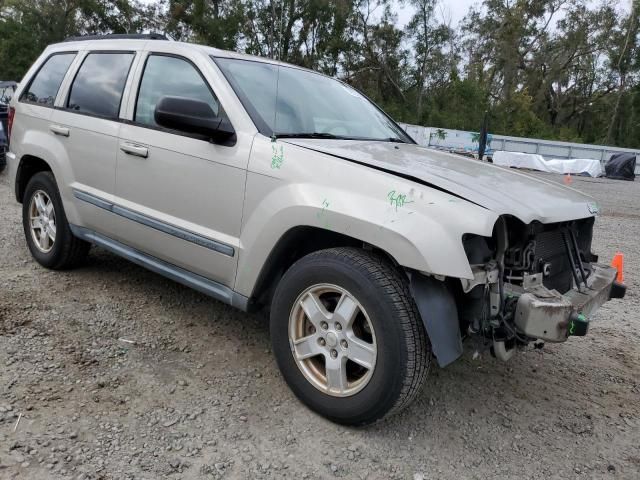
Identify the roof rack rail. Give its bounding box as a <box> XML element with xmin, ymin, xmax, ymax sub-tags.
<box><xmin>63</xmin><ymin>33</ymin><xmax>168</xmax><ymax>42</ymax></box>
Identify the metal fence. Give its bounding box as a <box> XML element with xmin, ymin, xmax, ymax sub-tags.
<box><xmin>399</xmin><ymin>123</ymin><xmax>640</xmax><ymax>174</ymax></box>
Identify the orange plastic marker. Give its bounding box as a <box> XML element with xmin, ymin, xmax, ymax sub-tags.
<box><xmin>611</xmin><ymin>252</ymin><xmax>624</xmax><ymax>283</ymax></box>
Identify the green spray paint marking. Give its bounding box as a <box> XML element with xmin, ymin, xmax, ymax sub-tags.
<box><xmin>569</xmin><ymin>321</ymin><xmax>575</xmax><ymax>335</ymax></box>
<box><xmin>387</xmin><ymin>190</ymin><xmax>414</xmax><ymax>211</ymax></box>
<box><xmin>271</xmin><ymin>144</ymin><xmax>284</xmax><ymax>169</ymax></box>
<box><xmin>317</xmin><ymin>199</ymin><xmax>330</xmax><ymax>228</ymax></box>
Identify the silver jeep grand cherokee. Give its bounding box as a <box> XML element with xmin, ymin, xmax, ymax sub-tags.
<box><xmin>6</xmin><ymin>34</ymin><xmax>626</xmax><ymax>425</ymax></box>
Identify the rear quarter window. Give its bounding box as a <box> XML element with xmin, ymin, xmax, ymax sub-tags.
<box><xmin>67</xmin><ymin>52</ymin><xmax>135</xmax><ymax>119</ymax></box>
<box><xmin>20</xmin><ymin>53</ymin><xmax>76</xmax><ymax>107</ymax></box>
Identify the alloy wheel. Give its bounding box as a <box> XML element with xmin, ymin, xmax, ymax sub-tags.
<box><xmin>29</xmin><ymin>190</ymin><xmax>57</xmax><ymax>253</ymax></box>
<box><xmin>288</xmin><ymin>284</ymin><xmax>377</xmax><ymax>397</ymax></box>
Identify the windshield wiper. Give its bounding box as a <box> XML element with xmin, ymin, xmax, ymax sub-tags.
<box><xmin>273</xmin><ymin>132</ymin><xmax>353</xmax><ymax>140</ymax></box>
<box><xmin>383</xmin><ymin>137</ymin><xmax>408</xmax><ymax>143</ymax></box>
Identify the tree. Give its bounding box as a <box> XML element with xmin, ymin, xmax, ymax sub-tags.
<box><xmin>405</xmin><ymin>0</ymin><xmax>453</xmax><ymax>121</ymax></box>
<box><xmin>606</xmin><ymin>0</ymin><xmax>639</xmax><ymax>144</ymax></box>
<box><xmin>1</xmin><ymin>0</ymin><xmax>638</xmax><ymax>149</ymax></box>
<box><xmin>0</xmin><ymin>0</ymin><xmax>153</xmax><ymax>80</ymax></box>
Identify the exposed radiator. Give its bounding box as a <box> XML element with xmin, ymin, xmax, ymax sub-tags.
<box><xmin>534</xmin><ymin>229</ymin><xmax>574</xmax><ymax>294</ymax></box>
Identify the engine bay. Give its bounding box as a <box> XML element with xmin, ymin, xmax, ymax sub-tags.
<box><xmin>459</xmin><ymin>215</ymin><xmax>602</xmax><ymax>359</ymax></box>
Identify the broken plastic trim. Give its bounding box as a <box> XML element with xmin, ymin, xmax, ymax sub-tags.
<box><xmin>409</xmin><ymin>272</ymin><xmax>463</xmax><ymax>367</ymax></box>
<box><xmin>561</xmin><ymin>228</ymin><xmax>585</xmax><ymax>292</ymax></box>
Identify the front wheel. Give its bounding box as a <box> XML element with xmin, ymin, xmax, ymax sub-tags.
<box><xmin>270</xmin><ymin>247</ymin><xmax>431</xmax><ymax>425</ymax></box>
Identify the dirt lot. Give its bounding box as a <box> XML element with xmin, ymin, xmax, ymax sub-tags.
<box><xmin>0</xmin><ymin>168</ymin><xmax>639</xmax><ymax>480</ymax></box>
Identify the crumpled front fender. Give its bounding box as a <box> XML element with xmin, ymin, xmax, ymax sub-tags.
<box><xmin>235</xmin><ymin>137</ymin><xmax>499</xmax><ymax>297</ymax></box>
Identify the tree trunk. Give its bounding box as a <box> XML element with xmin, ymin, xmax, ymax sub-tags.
<box><xmin>607</xmin><ymin>7</ymin><xmax>637</xmax><ymax>144</ymax></box>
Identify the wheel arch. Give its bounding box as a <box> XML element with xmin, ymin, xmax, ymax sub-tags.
<box><xmin>247</xmin><ymin>226</ymin><xmax>400</xmax><ymax>309</ymax></box>
<box><xmin>15</xmin><ymin>154</ymin><xmax>54</xmax><ymax>203</ymax></box>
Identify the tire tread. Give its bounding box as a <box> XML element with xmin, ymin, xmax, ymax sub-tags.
<box><xmin>23</xmin><ymin>171</ymin><xmax>90</xmax><ymax>270</ymax></box>
<box><xmin>292</xmin><ymin>247</ymin><xmax>431</xmax><ymax>422</ymax></box>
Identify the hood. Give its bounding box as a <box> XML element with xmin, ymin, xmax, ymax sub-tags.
<box><xmin>283</xmin><ymin>139</ymin><xmax>598</xmax><ymax>225</ymax></box>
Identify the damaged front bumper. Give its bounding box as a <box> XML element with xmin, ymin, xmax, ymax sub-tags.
<box><xmin>511</xmin><ymin>263</ymin><xmax>626</xmax><ymax>342</ymax></box>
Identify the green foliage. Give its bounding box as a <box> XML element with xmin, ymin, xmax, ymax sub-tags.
<box><xmin>420</xmin><ymin>77</ymin><xmax>489</xmax><ymax>131</ymax></box>
<box><xmin>430</xmin><ymin>128</ymin><xmax>447</xmax><ymax>143</ymax></box>
<box><xmin>1</xmin><ymin>0</ymin><xmax>638</xmax><ymax>149</ymax></box>
<box><xmin>0</xmin><ymin>0</ymin><xmax>158</xmax><ymax>80</ymax></box>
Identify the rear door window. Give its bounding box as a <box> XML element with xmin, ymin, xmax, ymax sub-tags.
<box><xmin>134</xmin><ymin>55</ymin><xmax>219</xmax><ymax>128</ymax></box>
<box><xmin>20</xmin><ymin>53</ymin><xmax>76</xmax><ymax>107</ymax></box>
<box><xmin>67</xmin><ymin>52</ymin><xmax>135</xmax><ymax>119</ymax></box>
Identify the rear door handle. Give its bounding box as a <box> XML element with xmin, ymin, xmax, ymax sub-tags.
<box><xmin>50</xmin><ymin>125</ymin><xmax>70</xmax><ymax>137</ymax></box>
<box><xmin>120</xmin><ymin>143</ymin><xmax>148</xmax><ymax>158</ymax></box>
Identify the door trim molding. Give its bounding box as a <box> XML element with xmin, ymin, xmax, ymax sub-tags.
<box><xmin>72</xmin><ymin>189</ymin><xmax>235</xmax><ymax>257</ymax></box>
<box><xmin>69</xmin><ymin>224</ymin><xmax>249</xmax><ymax>311</ymax></box>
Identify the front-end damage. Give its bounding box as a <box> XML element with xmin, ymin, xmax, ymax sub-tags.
<box><xmin>274</xmin><ymin>138</ymin><xmax>627</xmax><ymax>367</ymax></box>
<box><xmin>460</xmin><ymin>215</ymin><xmax>626</xmax><ymax>361</ymax></box>
<box><xmin>412</xmin><ymin>214</ymin><xmax>626</xmax><ymax>367</ymax></box>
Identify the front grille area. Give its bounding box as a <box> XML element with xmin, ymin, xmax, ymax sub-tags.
<box><xmin>534</xmin><ymin>229</ymin><xmax>573</xmax><ymax>293</ymax></box>
<box><xmin>503</xmin><ymin>217</ymin><xmax>595</xmax><ymax>295</ymax></box>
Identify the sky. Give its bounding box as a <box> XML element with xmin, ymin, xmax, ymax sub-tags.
<box><xmin>396</xmin><ymin>0</ymin><xmax>632</xmax><ymax>30</ymax></box>
<box><xmin>139</xmin><ymin>0</ymin><xmax>630</xmax><ymax>32</ymax></box>
<box><xmin>397</xmin><ymin>0</ymin><xmax>478</xmax><ymax>28</ymax></box>
<box><xmin>138</xmin><ymin>0</ymin><xmax>480</xmax><ymax>29</ymax></box>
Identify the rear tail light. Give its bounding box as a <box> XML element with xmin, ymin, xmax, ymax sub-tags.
<box><xmin>7</xmin><ymin>106</ymin><xmax>15</xmax><ymax>144</ymax></box>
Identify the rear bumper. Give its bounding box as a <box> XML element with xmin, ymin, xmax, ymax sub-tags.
<box><xmin>513</xmin><ymin>263</ymin><xmax>624</xmax><ymax>342</ymax></box>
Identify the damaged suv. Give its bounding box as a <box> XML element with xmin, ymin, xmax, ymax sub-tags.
<box><xmin>6</xmin><ymin>35</ymin><xmax>626</xmax><ymax>425</ymax></box>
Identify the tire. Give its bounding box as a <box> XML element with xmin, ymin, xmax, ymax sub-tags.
<box><xmin>22</xmin><ymin>171</ymin><xmax>90</xmax><ymax>269</ymax></box>
<box><xmin>270</xmin><ymin>247</ymin><xmax>431</xmax><ymax>425</ymax></box>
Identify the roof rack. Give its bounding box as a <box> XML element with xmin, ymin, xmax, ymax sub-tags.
<box><xmin>63</xmin><ymin>33</ymin><xmax>168</xmax><ymax>42</ymax></box>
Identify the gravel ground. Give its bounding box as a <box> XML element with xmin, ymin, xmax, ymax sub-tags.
<box><xmin>0</xmin><ymin>168</ymin><xmax>639</xmax><ymax>480</ymax></box>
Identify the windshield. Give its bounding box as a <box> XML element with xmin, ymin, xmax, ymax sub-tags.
<box><xmin>213</xmin><ymin>57</ymin><xmax>412</xmax><ymax>143</ymax></box>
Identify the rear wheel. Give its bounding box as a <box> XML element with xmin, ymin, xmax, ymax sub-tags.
<box><xmin>270</xmin><ymin>247</ymin><xmax>431</xmax><ymax>425</ymax></box>
<box><xmin>22</xmin><ymin>171</ymin><xmax>90</xmax><ymax>269</ymax></box>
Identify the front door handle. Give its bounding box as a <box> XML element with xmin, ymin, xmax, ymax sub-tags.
<box><xmin>50</xmin><ymin>125</ymin><xmax>70</xmax><ymax>137</ymax></box>
<box><xmin>120</xmin><ymin>143</ymin><xmax>149</xmax><ymax>158</ymax></box>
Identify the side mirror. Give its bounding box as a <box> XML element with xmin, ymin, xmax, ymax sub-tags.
<box><xmin>154</xmin><ymin>96</ymin><xmax>235</xmax><ymax>143</ymax></box>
